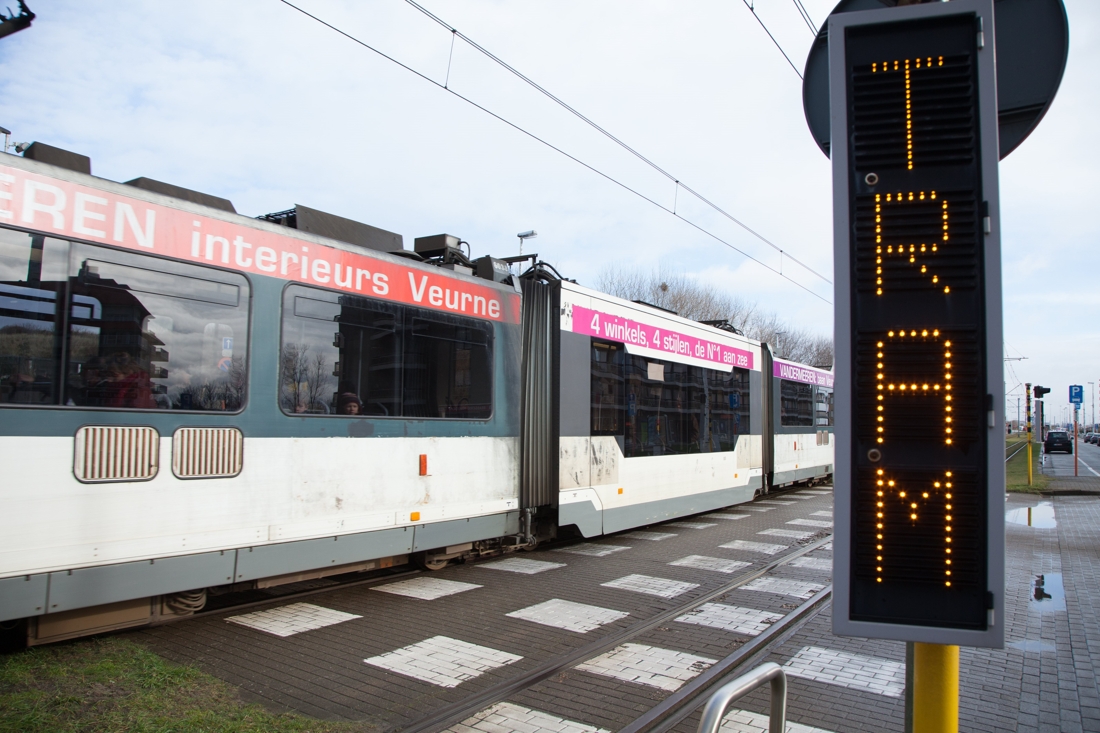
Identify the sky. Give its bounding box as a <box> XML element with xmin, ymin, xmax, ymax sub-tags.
<box><xmin>1</xmin><ymin>0</ymin><xmax>1096</xmax><ymax>426</ymax></box>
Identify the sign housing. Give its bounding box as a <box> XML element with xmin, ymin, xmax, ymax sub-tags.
<box><xmin>831</xmin><ymin>0</ymin><xmax>1005</xmax><ymax>648</ymax></box>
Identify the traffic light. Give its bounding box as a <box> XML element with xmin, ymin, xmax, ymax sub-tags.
<box><xmin>831</xmin><ymin>0</ymin><xmax>1003</xmax><ymax>648</ymax></box>
<box><xmin>1034</xmin><ymin>386</ymin><xmax>1050</xmax><ymax>398</ymax></box>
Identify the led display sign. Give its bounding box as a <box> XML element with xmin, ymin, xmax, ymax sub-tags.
<box><xmin>830</xmin><ymin>0</ymin><xmax>1004</xmax><ymax>647</ymax></box>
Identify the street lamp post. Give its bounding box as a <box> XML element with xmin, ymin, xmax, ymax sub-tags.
<box><xmin>1090</xmin><ymin>381</ymin><xmax>1095</xmax><ymax>431</ymax></box>
<box><xmin>517</xmin><ymin>230</ymin><xmax>537</xmax><ymax>257</ymax></box>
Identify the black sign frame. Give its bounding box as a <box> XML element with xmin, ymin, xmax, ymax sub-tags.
<box><xmin>830</xmin><ymin>0</ymin><xmax>1005</xmax><ymax>648</ymax></box>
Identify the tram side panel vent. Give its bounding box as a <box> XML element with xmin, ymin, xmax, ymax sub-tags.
<box><xmin>73</xmin><ymin>426</ymin><xmax>160</xmax><ymax>483</ymax></box>
<box><xmin>172</xmin><ymin>427</ymin><xmax>244</xmax><ymax>479</ymax></box>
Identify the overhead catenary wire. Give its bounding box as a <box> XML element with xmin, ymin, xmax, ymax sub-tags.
<box><xmin>792</xmin><ymin>0</ymin><xmax>819</xmax><ymax>35</ymax></box>
<box><xmin>403</xmin><ymin>0</ymin><xmax>830</xmax><ymax>287</ymax></box>
<box><xmin>741</xmin><ymin>0</ymin><xmax>803</xmax><ymax>80</ymax></box>
<box><xmin>276</xmin><ymin>0</ymin><xmax>831</xmax><ymax>303</ymax></box>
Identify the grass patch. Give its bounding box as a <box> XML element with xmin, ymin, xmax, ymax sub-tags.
<box><xmin>1006</xmin><ymin>439</ymin><xmax>1050</xmax><ymax>493</ymax></box>
<box><xmin>0</xmin><ymin>636</ymin><xmax>373</xmax><ymax>733</ymax></box>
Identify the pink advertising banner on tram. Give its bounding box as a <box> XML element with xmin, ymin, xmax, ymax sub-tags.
<box><xmin>571</xmin><ymin>304</ymin><xmax>754</xmax><ymax>370</ymax></box>
<box><xmin>0</xmin><ymin>163</ymin><xmax>520</xmax><ymax>324</ymax></box>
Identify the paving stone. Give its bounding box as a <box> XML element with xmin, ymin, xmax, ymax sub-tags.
<box><xmin>478</xmin><ymin>558</ymin><xmax>568</xmax><ymax>574</ymax></box>
<box><xmin>447</xmin><ymin>702</ymin><xmax>611</xmax><ymax>733</ymax></box>
<box><xmin>507</xmin><ymin>599</ymin><xmax>629</xmax><ymax>633</ymax></box>
<box><xmin>371</xmin><ymin>577</ymin><xmax>483</xmax><ymax>600</ymax></box>
<box><xmin>601</xmin><ymin>574</ymin><xmax>699</xmax><ymax>599</ymax></box>
<box><xmin>788</xmin><ymin>557</ymin><xmax>832</xmax><ymax>571</ymax></box>
<box><xmin>758</xmin><ymin>529</ymin><xmax>816</xmax><ymax>540</ymax></box>
<box><xmin>782</xmin><ymin>646</ymin><xmax>905</xmax><ymax>698</ymax></box>
<box><xmin>787</xmin><ymin>519</ymin><xmax>833</xmax><ymax>529</ymax></box>
<box><xmin>719</xmin><ymin>539</ymin><xmax>788</xmax><ymax>555</ymax></box>
<box><xmin>622</xmin><ymin>531</ymin><xmax>677</xmax><ymax>541</ymax></box>
<box><xmin>225</xmin><ymin>603</ymin><xmax>362</xmax><ymax>637</ymax></box>
<box><xmin>719</xmin><ymin>708</ymin><xmax>835</xmax><ymax>732</ymax></box>
<box><xmin>554</xmin><ymin>543</ymin><xmax>630</xmax><ymax>557</ymax></box>
<box><xmin>669</xmin><ymin>555</ymin><xmax>752</xmax><ymax>574</ymax></box>
<box><xmin>666</xmin><ymin>521</ymin><xmax>719</xmax><ymax>529</ymax></box>
<box><xmin>365</xmin><ymin>636</ymin><xmax>522</xmax><ymax>688</ymax></box>
<box><xmin>740</xmin><ymin>577</ymin><xmax>826</xmax><ymax>600</ymax></box>
<box><xmin>576</xmin><ymin>643</ymin><xmax>716</xmax><ymax>691</ymax></box>
<box><xmin>675</xmin><ymin>603</ymin><xmax>783</xmax><ymax>636</ymax></box>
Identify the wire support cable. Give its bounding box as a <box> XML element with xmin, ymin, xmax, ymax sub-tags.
<box><xmin>277</xmin><ymin>0</ymin><xmax>831</xmax><ymax>303</ymax></box>
<box><xmin>741</xmin><ymin>0</ymin><xmax>804</xmax><ymax>80</ymax></box>
<box><xmin>403</xmin><ymin>0</ymin><xmax>829</xmax><ymax>287</ymax></box>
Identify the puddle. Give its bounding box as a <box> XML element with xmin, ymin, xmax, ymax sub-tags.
<box><xmin>1031</xmin><ymin>573</ymin><xmax>1066</xmax><ymax>612</ymax></box>
<box><xmin>1006</xmin><ymin>639</ymin><xmax>1057</xmax><ymax>653</ymax></box>
<box><xmin>1006</xmin><ymin>502</ymin><xmax>1057</xmax><ymax>528</ymax></box>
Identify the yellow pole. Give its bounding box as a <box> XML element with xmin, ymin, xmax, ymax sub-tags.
<box><xmin>1027</xmin><ymin>440</ymin><xmax>1033</xmax><ymax>486</ymax></box>
<box><xmin>912</xmin><ymin>643</ymin><xmax>959</xmax><ymax>733</ymax></box>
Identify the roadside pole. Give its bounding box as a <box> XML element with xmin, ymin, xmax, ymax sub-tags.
<box><xmin>912</xmin><ymin>643</ymin><xmax>959</xmax><ymax>733</ymax></box>
<box><xmin>1074</xmin><ymin>408</ymin><xmax>1079</xmax><ymax>477</ymax></box>
<box><xmin>1026</xmin><ymin>384</ymin><xmax>1033</xmax><ymax>487</ymax></box>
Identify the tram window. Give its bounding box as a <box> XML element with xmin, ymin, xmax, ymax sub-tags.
<box><xmin>616</xmin><ymin>351</ymin><xmax>749</xmax><ymax>458</ymax></box>
<box><xmin>0</xmin><ymin>230</ymin><xmax>249</xmax><ymax>411</ymax></box>
<box><xmin>780</xmin><ymin>379</ymin><xmax>815</xmax><ymax>427</ymax></box>
<box><xmin>704</xmin><ymin>367</ymin><xmax>750</xmax><ymax>453</ymax></box>
<box><xmin>0</xmin><ymin>230</ymin><xmax>69</xmax><ymax>405</ymax></box>
<box><xmin>404</xmin><ymin>313</ymin><xmax>492</xmax><ymax>419</ymax></box>
<box><xmin>815</xmin><ymin>385</ymin><xmax>834</xmax><ymax>427</ymax></box>
<box><xmin>65</xmin><ymin>243</ymin><xmax>249</xmax><ymax>411</ymax></box>
<box><xmin>280</xmin><ymin>284</ymin><xmax>493</xmax><ymax>419</ymax></box>
<box><xmin>591</xmin><ymin>340</ymin><xmax>625</xmax><ymax>436</ymax></box>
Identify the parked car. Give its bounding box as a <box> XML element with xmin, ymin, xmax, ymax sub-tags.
<box><xmin>1045</xmin><ymin>430</ymin><xmax>1073</xmax><ymax>454</ymax></box>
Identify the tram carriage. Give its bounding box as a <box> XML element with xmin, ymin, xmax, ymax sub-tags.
<box><xmin>0</xmin><ymin>146</ymin><xmax>832</xmax><ymax>645</ymax></box>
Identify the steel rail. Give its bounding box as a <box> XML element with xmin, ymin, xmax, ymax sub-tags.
<box><xmin>1006</xmin><ymin>440</ymin><xmax>1029</xmax><ymax>463</ymax></box>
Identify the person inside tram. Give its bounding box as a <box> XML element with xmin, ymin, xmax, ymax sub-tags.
<box><xmin>337</xmin><ymin>392</ymin><xmax>363</xmax><ymax>415</ymax></box>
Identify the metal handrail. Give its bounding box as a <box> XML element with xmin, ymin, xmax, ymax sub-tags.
<box><xmin>696</xmin><ymin>662</ymin><xmax>787</xmax><ymax>733</ymax></box>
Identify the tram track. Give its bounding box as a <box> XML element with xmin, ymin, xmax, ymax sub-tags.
<box><xmin>396</xmin><ymin>532</ymin><xmax>834</xmax><ymax>733</ymax></box>
<box><xmin>1006</xmin><ymin>440</ymin><xmax>1029</xmax><ymax>463</ymax></box>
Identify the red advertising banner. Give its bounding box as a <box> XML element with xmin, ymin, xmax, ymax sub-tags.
<box><xmin>0</xmin><ymin>163</ymin><xmax>519</xmax><ymax>323</ymax></box>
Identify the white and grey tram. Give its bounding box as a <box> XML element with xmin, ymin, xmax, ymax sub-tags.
<box><xmin>0</xmin><ymin>145</ymin><xmax>833</xmax><ymax>645</ymax></box>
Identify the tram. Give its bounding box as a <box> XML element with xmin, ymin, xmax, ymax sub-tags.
<box><xmin>0</xmin><ymin>145</ymin><xmax>832</xmax><ymax>645</ymax></box>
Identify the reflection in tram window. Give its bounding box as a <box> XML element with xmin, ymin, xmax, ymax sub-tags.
<box><xmin>816</xmin><ymin>386</ymin><xmax>834</xmax><ymax>427</ymax></box>
<box><xmin>589</xmin><ymin>338</ymin><xmax>749</xmax><ymax>458</ymax></box>
<box><xmin>280</xmin><ymin>285</ymin><xmax>493</xmax><ymax>419</ymax></box>
<box><xmin>0</xmin><ymin>230</ymin><xmax>69</xmax><ymax>405</ymax></box>
<box><xmin>591</xmin><ymin>341</ymin><xmax>625</xmax><ymax>435</ymax></box>
<box><xmin>0</xmin><ymin>228</ymin><xmax>250</xmax><ymax>411</ymax></box>
<box><xmin>65</xmin><ymin>246</ymin><xmax>249</xmax><ymax>411</ymax></box>
<box><xmin>780</xmin><ymin>379</ymin><xmax>815</xmax><ymax>427</ymax></box>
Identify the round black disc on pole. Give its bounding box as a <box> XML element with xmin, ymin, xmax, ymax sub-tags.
<box><xmin>802</xmin><ymin>0</ymin><xmax>1069</xmax><ymax>160</ymax></box>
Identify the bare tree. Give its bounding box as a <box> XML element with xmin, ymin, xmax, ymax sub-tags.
<box><xmin>306</xmin><ymin>350</ymin><xmax>332</xmax><ymax>412</ymax></box>
<box><xmin>594</xmin><ymin>266</ymin><xmax>833</xmax><ymax>368</ymax></box>
<box><xmin>280</xmin><ymin>343</ymin><xmax>334</xmax><ymax>412</ymax></box>
<box><xmin>281</xmin><ymin>343</ymin><xmax>310</xmax><ymax>412</ymax></box>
